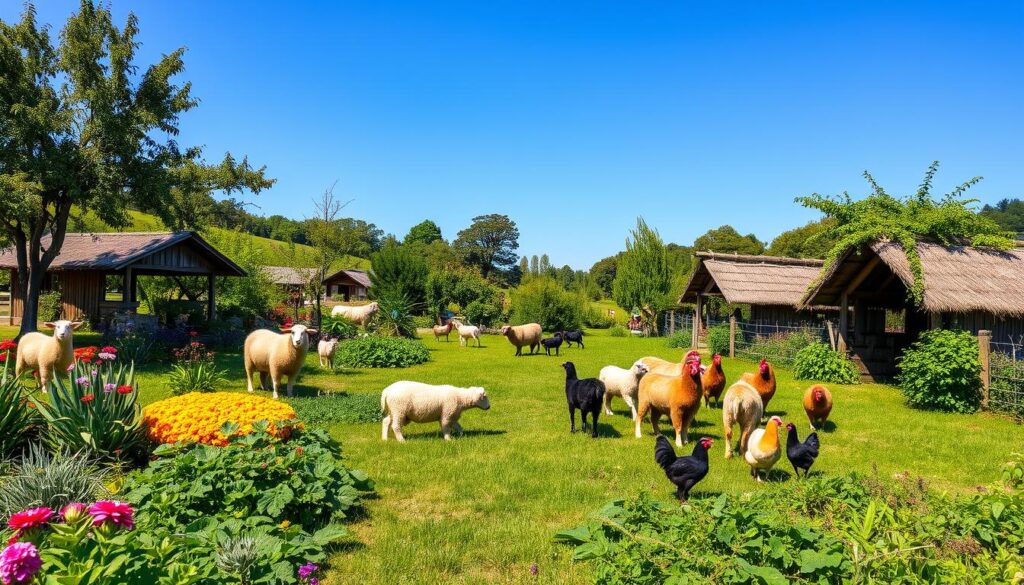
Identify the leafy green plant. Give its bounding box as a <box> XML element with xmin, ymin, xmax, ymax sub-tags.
<box><xmin>336</xmin><ymin>335</ymin><xmax>430</xmax><ymax>368</ymax></box>
<box><xmin>464</xmin><ymin>298</ymin><xmax>502</xmax><ymax>328</ymax></box>
<box><xmin>168</xmin><ymin>361</ymin><xmax>228</xmax><ymax>395</ymax></box>
<box><xmin>369</xmin><ymin>291</ymin><xmax>419</xmax><ymax>338</ymax></box>
<box><xmin>706</xmin><ymin>324</ymin><xmax>731</xmax><ymax>357</ymax></box>
<box><xmin>0</xmin><ymin>445</ymin><xmax>110</xmax><ymax>518</ymax></box>
<box><xmin>320</xmin><ymin>315</ymin><xmax>358</xmax><ymax>340</ymax></box>
<box><xmin>1004</xmin><ymin>453</ymin><xmax>1024</xmax><ymax>490</ymax></box>
<box><xmin>794</xmin><ymin>342</ymin><xmax>860</xmax><ymax>384</ymax></box>
<box><xmin>39</xmin><ymin>289</ymin><xmax>63</xmax><ymax>321</ymax></box>
<box><xmin>608</xmin><ymin>325</ymin><xmax>629</xmax><ymax>338</ymax></box>
<box><xmin>897</xmin><ymin>329</ymin><xmax>982</xmax><ymax>413</ymax></box>
<box><xmin>369</xmin><ymin>243</ymin><xmax>429</xmax><ymax>306</ymax></box>
<box><xmin>511</xmin><ymin>276</ymin><xmax>583</xmax><ymax>331</ymax></box>
<box><xmin>289</xmin><ymin>394</ymin><xmax>383</xmax><ymax>426</ymax></box>
<box><xmin>665</xmin><ymin>329</ymin><xmax>693</xmax><ymax>349</ymax></box>
<box><xmin>1</xmin><ymin>342</ymin><xmax>40</xmax><ymax>460</ymax></box>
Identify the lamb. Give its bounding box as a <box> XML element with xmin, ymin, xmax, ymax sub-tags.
<box><xmin>500</xmin><ymin>323</ymin><xmax>542</xmax><ymax>356</ymax></box>
<box><xmin>563</xmin><ymin>361</ymin><xmax>605</xmax><ymax>437</ymax></box>
<box><xmin>244</xmin><ymin>324</ymin><xmax>317</xmax><ymax>399</ymax></box>
<box><xmin>450</xmin><ymin>319</ymin><xmax>481</xmax><ymax>348</ymax></box>
<box><xmin>16</xmin><ymin>320</ymin><xmax>82</xmax><ymax>390</ymax></box>
<box><xmin>639</xmin><ymin>353</ymin><xmax>687</xmax><ymax>376</ymax></box>
<box><xmin>558</xmin><ymin>330</ymin><xmax>585</xmax><ymax>349</ymax></box>
<box><xmin>330</xmin><ymin>302</ymin><xmax>379</xmax><ymax>327</ymax></box>
<box><xmin>721</xmin><ymin>380</ymin><xmax>764</xmax><ymax>459</ymax></box>
<box><xmin>540</xmin><ymin>334</ymin><xmax>563</xmax><ymax>356</ymax></box>
<box><xmin>432</xmin><ymin>321</ymin><xmax>454</xmax><ymax>342</ymax></box>
<box><xmin>317</xmin><ymin>337</ymin><xmax>339</xmax><ymax>371</ymax></box>
<box><xmin>380</xmin><ymin>381</ymin><xmax>491</xmax><ymax>441</ymax></box>
<box><xmin>598</xmin><ymin>360</ymin><xmax>649</xmax><ymax>419</ymax></box>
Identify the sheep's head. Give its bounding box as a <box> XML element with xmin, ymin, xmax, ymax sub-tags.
<box><xmin>500</xmin><ymin>325</ymin><xmax>512</xmax><ymax>336</ymax></box>
<box><xmin>282</xmin><ymin>324</ymin><xmax>316</xmax><ymax>349</ymax></box>
<box><xmin>44</xmin><ymin>320</ymin><xmax>82</xmax><ymax>342</ymax></box>
<box><xmin>631</xmin><ymin>361</ymin><xmax>649</xmax><ymax>377</ymax></box>
<box><xmin>367</xmin><ymin>302</ymin><xmax>380</xmax><ymax>313</ymax></box>
<box><xmin>471</xmin><ymin>387</ymin><xmax>490</xmax><ymax>410</ymax></box>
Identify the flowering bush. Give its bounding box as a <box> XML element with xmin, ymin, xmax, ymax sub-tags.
<box><xmin>143</xmin><ymin>392</ymin><xmax>298</xmax><ymax>446</ymax></box>
<box><xmin>168</xmin><ymin>339</ymin><xmax>227</xmax><ymax>395</ymax></box>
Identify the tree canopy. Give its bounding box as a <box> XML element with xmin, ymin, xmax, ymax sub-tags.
<box><xmin>370</xmin><ymin>243</ymin><xmax>428</xmax><ymax>307</ymax></box>
<box><xmin>693</xmin><ymin>225</ymin><xmax>766</xmax><ymax>255</ymax></box>
<box><xmin>613</xmin><ymin>218</ymin><xmax>672</xmax><ymax>321</ymax></box>
<box><xmin>980</xmin><ymin>199</ymin><xmax>1024</xmax><ymax>235</ymax></box>
<box><xmin>404</xmin><ymin>220</ymin><xmax>443</xmax><ymax>246</ymax></box>
<box><xmin>453</xmin><ymin>214</ymin><xmax>520</xmax><ymax>280</ymax></box>
<box><xmin>766</xmin><ymin>219</ymin><xmax>835</xmax><ymax>259</ymax></box>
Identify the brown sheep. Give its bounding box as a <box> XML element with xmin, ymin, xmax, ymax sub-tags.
<box><xmin>500</xmin><ymin>323</ymin><xmax>542</xmax><ymax>356</ymax></box>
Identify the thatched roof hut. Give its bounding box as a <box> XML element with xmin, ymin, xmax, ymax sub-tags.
<box><xmin>681</xmin><ymin>251</ymin><xmax>825</xmax><ymax>308</ymax></box>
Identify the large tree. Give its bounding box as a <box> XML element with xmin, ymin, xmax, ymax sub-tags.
<box><xmin>370</xmin><ymin>243</ymin><xmax>429</xmax><ymax>307</ymax></box>
<box><xmin>693</xmin><ymin>225</ymin><xmax>766</xmax><ymax>255</ymax></box>
<box><xmin>404</xmin><ymin>219</ymin><xmax>443</xmax><ymax>246</ymax></box>
<box><xmin>0</xmin><ymin>2</ymin><xmax>271</xmax><ymax>336</ymax></box>
<box><xmin>766</xmin><ymin>219</ymin><xmax>835</xmax><ymax>259</ymax></box>
<box><xmin>589</xmin><ymin>254</ymin><xmax>619</xmax><ymax>297</ymax></box>
<box><xmin>453</xmin><ymin>214</ymin><xmax>520</xmax><ymax>279</ymax></box>
<box><xmin>980</xmin><ymin>198</ymin><xmax>1024</xmax><ymax>235</ymax></box>
<box><xmin>612</xmin><ymin>218</ymin><xmax>671</xmax><ymax>329</ymax></box>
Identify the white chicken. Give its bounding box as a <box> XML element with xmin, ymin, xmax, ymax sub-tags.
<box><xmin>744</xmin><ymin>415</ymin><xmax>783</xmax><ymax>482</ymax></box>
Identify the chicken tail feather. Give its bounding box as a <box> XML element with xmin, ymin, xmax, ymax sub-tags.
<box><xmin>655</xmin><ymin>435</ymin><xmax>677</xmax><ymax>471</ymax></box>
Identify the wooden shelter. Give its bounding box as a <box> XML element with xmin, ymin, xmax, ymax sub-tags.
<box><xmin>323</xmin><ymin>269</ymin><xmax>371</xmax><ymax>302</ymax></box>
<box><xmin>801</xmin><ymin>240</ymin><xmax>1024</xmax><ymax>380</ymax></box>
<box><xmin>680</xmin><ymin>252</ymin><xmax>834</xmax><ymax>345</ymax></box>
<box><xmin>0</xmin><ymin>232</ymin><xmax>245</xmax><ymax>326</ymax></box>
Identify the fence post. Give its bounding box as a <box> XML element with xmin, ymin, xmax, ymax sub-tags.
<box><xmin>978</xmin><ymin>330</ymin><xmax>991</xmax><ymax>410</ymax></box>
<box><xmin>669</xmin><ymin>310</ymin><xmax>675</xmax><ymax>335</ymax></box>
<box><xmin>729</xmin><ymin>315</ymin><xmax>736</xmax><ymax>358</ymax></box>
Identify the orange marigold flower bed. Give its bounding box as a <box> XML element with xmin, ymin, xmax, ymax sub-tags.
<box><xmin>142</xmin><ymin>392</ymin><xmax>299</xmax><ymax>446</ymax></box>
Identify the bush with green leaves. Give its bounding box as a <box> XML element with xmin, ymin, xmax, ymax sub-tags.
<box><xmin>320</xmin><ymin>314</ymin><xmax>359</xmax><ymax>340</ymax></box>
<box><xmin>463</xmin><ymin>298</ymin><xmax>503</xmax><ymax>328</ymax></box>
<box><xmin>608</xmin><ymin>325</ymin><xmax>628</xmax><ymax>338</ymax></box>
<box><xmin>38</xmin><ymin>289</ymin><xmax>63</xmax><ymax>321</ymax></box>
<box><xmin>706</xmin><ymin>324</ymin><xmax>732</xmax><ymax>357</ymax></box>
<box><xmin>665</xmin><ymin>329</ymin><xmax>693</xmax><ymax>349</ymax></box>
<box><xmin>897</xmin><ymin>329</ymin><xmax>982</xmax><ymax>413</ymax></box>
<box><xmin>336</xmin><ymin>335</ymin><xmax>430</xmax><ymax>368</ymax></box>
<box><xmin>369</xmin><ymin>292</ymin><xmax>419</xmax><ymax>338</ymax></box>
<box><xmin>511</xmin><ymin>276</ymin><xmax>583</xmax><ymax>332</ymax></box>
<box><xmin>370</xmin><ymin>243</ymin><xmax>429</xmax><ymax>307</ymax></box>
<box><xmin>168</xmin><ymin>361</ymin><xmax>227</xmax><ymax>395</ymax></box>
<box><xmin>794</xmin><ymin>342</ymin><xmax>860</xmax><ymax>384</ymax></box>
<box><xmin>1</xmin><ymin>345</ymin><xmax>40</xmax><ymax>460</ymax></box>
<box><xmin>0</xmin><ymin>445</ymin><xmax>110</xmax><ymax>519</ymax></box>
<box><xmin>289</xmin><ymin>394</ymin><xmax>383</xmax><ymax>426</ymax></box>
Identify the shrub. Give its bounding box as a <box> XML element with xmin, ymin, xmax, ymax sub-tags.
<box><xmin>167</xmin><ymin>339</ymin><xmax>227</xmax><ymax>395</ymax></box>
<box><xmin>370</xmin><ymin>243</ymin><xmax>429</xmax><ymax>307</ymax></box>
<box><xmin>336</xmin><ymin>336</ymin><xmax>430</xmax><ymax>368</ymax></box>
<box><xmin>464</xmin><ymin>298</ymin><xmax>502</xmax><ymax>328</ymax></box>
<box><xmin>290</xmin><ymin>394</ymin><xmax>383</xmax><ymax>426</ymax></box>
<box><xmin>321</xmin><ymin>315</ymin><xmax>359</xmax><ymax>339</ymax></box>
<box><xmin>143</xmin><ymin>392</ymin><xmax>298</xmax><ymax>446</ymax></box>
<box><xmin>0</xmin><ymin>445</ymin><xmax>110</xmax><ymax>519</ymax></box>
<box><xmin>794</xmin><ymin>342</ymin><xmax>860</xmax><ymax>384</ymax></box>
<box><xmin>608</xmin><ymin>325</ymin><xmax>628</xmax><ymax>338</ymax></box>
<box><xmin>511</xmin><ymin>277</ymin><xmax>583</xmax><ymax>332</ymax></box>
<box><xmin>706</xmin><ymin>324</ymin><xmax>731</xmax><ymax>357</ymax></box>
<box><xmin>665</xmin><ymin>329</ymin><xmax>693</xmax><ymax>349</ymax></box>
<box><xmin>1</xmin><ymin>342</ymin><xmax>41</xmax><ymax>460</ymax></box>
<box><xmin>104</xmin><ymin>322</ymin><xmax>159</xmax><ymax>364</ymax></box>
<box><xmin>582</xmin><ymin>306</ymin><xmax>616</xmax><ymax>329</ymax></box>
<box><xmin>897</xmin><ymin>329</ymin><xmax>982</xmax><ymax>413</ymax></box>
<box><xmin>369</xmin><ymin>292</ymin><xmax>419</xmax><ymax>338</ymax></box>
<box><xmin>38</xmin><ymin>289</ymin><xmax>63</xmax><ymax>321</ymax></box>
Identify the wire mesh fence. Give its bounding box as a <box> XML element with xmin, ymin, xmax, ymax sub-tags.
<box><xmin>988</xmin><ymin>341</ymin><xmax>1024</xmax><ymax>418</ymax></box>
<box><xmin>731</xmin><ymin>320</ymin><xmax>830</xmax><ymax>366</ymax></box>
<box><xmin>660</xmin><ymin>311</ymin><xmax>694</xmax><ymax>338</ymax></box>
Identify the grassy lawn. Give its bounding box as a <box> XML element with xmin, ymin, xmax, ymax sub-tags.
<box><xmin>2</xmin><ymin>325</ymin><xmax>1021</xmax><ymax>584</ymax></box>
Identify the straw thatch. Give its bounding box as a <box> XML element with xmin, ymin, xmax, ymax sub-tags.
<box><xmin>803</xmin><ymin>240</ymin><xmax>1024</xmax><ymax>317</ymax></box>
<box><xmin>680</xmin><ymin>252</ymin><xmax>825</xmax><ymax>306</ymax></box>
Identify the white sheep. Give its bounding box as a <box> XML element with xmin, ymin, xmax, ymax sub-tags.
<box><xmin>15</xmin><ymin>320</ymin><xmax>82</xmax><ymax>390</ymax></box>
<box><xmin>330</xmin><ymin>302</ymin><xmax>379</xmax><ymax>327</ymax></box>
<box><xmin>317</xmin><ymin>337</ymin><xmax>339</xmax><ymax>371</ymax></box>
<box><xmin>450</xmin><ymin>319</ymin><xmax>481</xmax><ymax>348</ymax></box>
<box><xmin>380</xmin><ymin>381</ymin><xmax>491</xmax><ymax>441</ymax></box>
<box><xmin>721</xmin><ymin>380</ymin><xmax>765</xmax><ymax>460</ymax></box>
<box><xmin>598</xmin><ymin>360</ymin><xmax>649</xmax><ymax>420</ymax></box>
<box><xmin>243</xmin><ymin>324</ymin><xmax>317</xmax><ymax>399</ymax></box>
<box><xmin>500</xmin><ymin>323</ymin><xmax>542</xmax><ymax>356</ymax></box>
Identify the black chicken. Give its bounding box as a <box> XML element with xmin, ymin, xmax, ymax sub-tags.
<box><xmin>654</xmin><ymin>434</ymin><xmax>712</xmax><ymax>502</ymax></box>
<box><xmin>785</xmin><ymin>422</ymin><xmax>820</xmax><ymax>478</ymax></box>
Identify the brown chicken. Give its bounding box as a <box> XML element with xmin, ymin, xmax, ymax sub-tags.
<box><xmin>802</xmin><ymin>384</ymin><xmax>833</xmax><ymax>430</ymax></box>
<box><xmin>635</xmin><ymin>350</ymin><xmax>703</xmax><ymax>447</ymax></box>
<box><xmin>701</xmin><ymin>354</ymin><xmax>727</xmax><ymax>408</ymax></box>
<box><xmin>741</xmin><ymin>358</ymin><xmax>777</xmax><ymax>414</ymax></box>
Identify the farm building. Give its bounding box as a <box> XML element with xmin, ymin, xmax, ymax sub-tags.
<box><xmin>801</xmin><ymin>240</ymin><xmax>1024</xmax><ymax>380</ymax></box>
<box><xmin>323</xmin><ymin>268</ymin><xmax>371</xmax><ymax>302</ymax></box>
<box><xmin>0</xmin><ymin>232</ymin><xmax>245</xmax><ymax>326</ymax></box>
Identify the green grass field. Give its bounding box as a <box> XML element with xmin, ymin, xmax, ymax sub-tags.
<box><xmin>2</xmin><ymin>325</ymin><xmax>1021</xmax><ymax>584</ymax></box>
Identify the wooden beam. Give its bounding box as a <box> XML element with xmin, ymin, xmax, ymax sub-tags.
<box><xmin>692</xmin><ymin>293</ymin><xmax>702</xmax><ymax>349</ymax></box>
<box><xmin>207</xmin><ymin>274</ymin><xmax>216</xmax><ymax>321</ymax></box>
<box><xmin>978</xmin><ymin>330</ymin><xmax>991</xmax><ymax>409</ymax></box>
<box><xmin>843</xmin><ymin>256</ymin><xmax>882</xmax><ymax>296</ymax></box>
<box><xmin>838</xmin><ymin>291</ymin><xmax>849</xmax><ymax>352</ymax></box>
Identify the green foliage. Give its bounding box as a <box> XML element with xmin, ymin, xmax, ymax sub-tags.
<box><xmin>168</xmin><ymin>362</ymin><xmax>227</xmax><ymax>395</ymax></box>
<box><xmin>0</xmin><ymin>368</ymin><xmax>40</xmax><ymax>460</ymax></box>
<box><xmin>794</xmin><ymin>342</ymin><xmax>860</xmax><ymax>384</ymax></box>
<box><xmin>557</xmin><ymin>470</ymin><xmax>1024</xmax><ymax>584</ymax></box>
<box><xmin>797</xmin><ymin>162</ymin><xmax>1014</xmax><ymax>304</ymax></box>
<box><xmin>693</xmin><ymin>225</ymin><xmax>766</xmax><ymax>255</ymax></box>
<box><xmin>31</xmin><ymin>361</ymin><xmax>147</xmax><ymax>462</ymax></box>
<box><xmin>289</xmin><ymin>394</ymin><xmax>383</xmax><ymax>426</ymax></box>
<box><xmin>609</xmin><ymin>325</ymin><xmax>629</xmax><ymax>337</ymax></box>
<box><xmin>369</xmin><ymin>291</ymin><xmax>419</xmax><ymax>338</ymax></box>
<box><xmin>0</xmin><ymin>445</ymin><xmax>110</xmax><ymax>519</ymax></box>
<box><xmin>320</xmin><ymin>315</ymin><xmax>358</xmax><ymax>339</ymax></box>
<box><xmin>1004</xmin><ymin>453</ymin><xmax>1024</xmax><ymax>490</ymax></box>
<box><xmin>464</xmin><ymin>298</ymin><xmax>503</xmax><ymax>327</ymax></box>
<box><xmin>613</xmin><ymin>218</ymin><xmax>673</xmax><ymax>319</ymax></box>
<box><xmin>582</xmin><ymin>307</ymin><xmax>616</xmax><ymax>329</ymax></box>
<box><xmin>511</xmin><ymin>277</ymin><xmax>583</xmax><ymax>332</ymax></box>
<box><xmin>989</xmin><ymin>353</ymin><xmax>1024</xmax><ymax>418</ymax></box>
<box><xmin>897</xmin><ymin>329</ymin><xmax>982</xmax><ymax>413</ymax></box>
<box><xmin>665</xmin><ymin>329</ymin><xmax>693</xmax><ymax>349</ymax></box>
<box><xmin>370</xmin><ymin>243</ymin><xmax>429</xmax><ymax>307</ymax></box>
<box><xmin>738</xmin><ymin>328</ymin><xmax>821</xmax><ymax>366</ymax></box>
<box><xmin>404</xmin><ymin>219</ymin><xmax>443</xmax><ymax>245</ymax></box>
<box><xmin>452</xmin><ymin>214</ymin><xmax>521</xmax><ymax>280</ymax></box>
<box><xmin>706</xmin><ymin>324</ymin><xmax>732</xmax><ymax>357</ymax></box>
<box><xmin>336</xmin><ymin>335</ymin><xmax>431</xmax><ymax>368</ymax></box>
<box><xmin>980</xmin><ymin>198</ymin><xmax>1024</xmax><ymax>235</ymax></box>
<box><xmin>205</xmin><ymin>231</ymin><xmax>277</xmax><ymax>321</ymax></box>
<box><xmin>38</xmin><ymin>289</ymin><xmax>63</xmax><ymax>321</ymax></box>
<box><xmin>767</xmin><ymin>219</ymin><xmax>835</xmax><ymax>258</ymax></box>
<box><xmin>425</xmin><ymin>268</ymin><xmax>501</xmax><ymax>318</ymax></box>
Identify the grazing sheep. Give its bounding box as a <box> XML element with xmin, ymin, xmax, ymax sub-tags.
<box><xmin>500</xmin><ymin>323</ymin><xmax>542</xmax><ymax>356</ymax></box>
<box><xmin>381</xmin><ymin>381</ymin><xmax>491</xmax><ymax>441</ymax></box>
<box><xmin>16</xmin><ymin>320</ymin><xmax>82</xmax><ymax>390</ymax></box>
<box><xmin>244</xmin><ymin>324</ymin><xmax>317</xmax><ymax>399</ymax></box>
<box><xmin>540</xmin><ymin>334</ymin><xmax>563</xmax><ymax>356</ymax></box>
<box><xmin>450</xmin><ymin>319</ymin><xmax>482</xmax><ymax>348</ymax></box>
<box><xmin>599</xmin><ymin>360</ymin><xmax>649</xmax><ymax>419</ymax></box>
<box><xmin>721</xmin><ymin>380</ymin><xmax>764</xmax><ymax>460</ymax></box>
<box><xmin>432</xmin><ymin>321</ymin><xmax>454</xmax><ymax>342</ymax></box>
<box><xmin>317</xmin><ymin>337</ymin><xmax>339</xmax><ymax>371</ymax></box>
<box><xmin>563</xmin><ymin>361</ymin><xmax>605</xmax><ymax>437</ymax></box>
<box><xmin>330</xmin><ymin>302</ymin><xmax>379</xmax><ymax>327</ymax></box>
<box><xmin>559</xmin><ymin>330</ymin><xmax>585</xmax><ymax>349</ymax></box>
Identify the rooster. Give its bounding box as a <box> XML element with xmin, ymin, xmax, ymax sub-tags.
<box><xmin>655</xmin><ymin>435</ymin><xmax>713</xmax><ymax>502</ymax></box>
<box><xmin>635</xmin><ymin>350</ymin><xmax>703</xmax><ymax>447</ymax></box>
<box><xmin>744</xmin><ymin>415</ymin><xmax>783</xmax><ymax>482</ymax></box>
<box><xmin>785</xmin><ymin>423</ymin><xmax>819</xmax><ymax>478</ymax></box>
<box><xmin>741</xmin><ymin>358</ymin><xmax>777</xmax><ymax>415</ymax></box>
<box><xmin>802</xmin><ymin>384</ymin><xmax>833</xmax><ymax>430</ymax></box>
<box><xmin>701</xmin><ymin>354</ymin><xmax>727</xmax><ymax>408</ymax></box>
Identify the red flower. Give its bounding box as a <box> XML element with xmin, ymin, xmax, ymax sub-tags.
<box><xmin>0</xmin><ymin>352</ymin><xmax>8</xmax><ymax>363</ymax></box>
<box><xmin>80</xmin><ymin>394</ymin><xmax>95</xmax><ymax>403</ymax></box>
<box><xmin>0</xmin><ymin>340</ymin><xmax>16</xmax><ymax>351</ymax></box>
<box><xmin>116</xmin><ymin>385</ymin><xmax>133</xmax><ymax>395</ymax></box>
<box><xmin>295</xmin><ymin>447</ymin><xmax>304</xmax><ymax>457</ymax></box>
<box><xmin>7</xmin><ymin>507</ymin><xmax>54</xmax><ymax>532</ymax></box>
<box><xmin>100</xmin><ymin>346</ymin><xmax>117</xmax><ymax>354</ymax></box>
<box><xmin>88</xmin><ymin>501</ymin><xmax>134</xmax><ymax>529</ymax></box>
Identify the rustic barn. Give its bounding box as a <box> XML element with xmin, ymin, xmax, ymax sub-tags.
<box><xmin>801</xmin><ymin>240</ymin><xmax>1024</xmax><ymax>380</ymax></box>
<box><xmin>323</xmin><ymin>269</ymin><xmax>371</xmax><ymax>302</ymax></box>
<box><xmin>0</xmin><ymin>232</ymin><xmax>245</xmax><ymax>326</ymax></box>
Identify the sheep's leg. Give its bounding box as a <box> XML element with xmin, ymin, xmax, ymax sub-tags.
<box><xmin>285</xmin><ymin>374</ymin><xmax>296</xmax><ymax>398</ymax></box>
<box><xmin>603</xmin><ymin>393</ymin><xmax>614</xmax><ymax>416</ymax></box>
<box><xmin>270</xmin><ymin>374</ymin><xmax>281</xmax><ymax>400</ymax></box>
<box><xmin>460</xmin><ymin>336</ymin><xmax>465</xmax><ymax>347</ymax></box>
<box><xmin>724</xmin><ymin>419</ymin><xmax>734</xmax><ymax>459</ymax></box>
<box><xmin>622</xmin><ymin>394</ymin><xmax>638</xmax><ymax>421</ymax></box>
<box><xmin>579</xmin><ymin>339</ymin><xmax>584</xmax><ymax>349</ymax></box>
<box><xmin>739</xmin><ymin>427</ymin><xmax>752</xmax><ymax>456</ymax></box>
<box><xmin>670</xmin><ymin>408</ymin><xmax>685</xmax><ymax>447</ymax></box>
<box><xmin>476</xmin><ymin>335</ymin><xmax>481</xmax><ymax>348</ymax></box>
<box><xmin>650</xmin><ymin>408</ymin><xmax>662</xmax><ymax>437</ymax></box>
<box><xmin>441</xmin><ymin>421</ymin><xmax>452</xmax><ymax>441</ymax></box>
<box><xmin>38</xmin><ymin>367</ymin><xmax>52</xmax><ymax>392</ymax></box>
<box><xmin>453</xmin><ymin>421</ymin><xmax>464</xmax><ymax>437</ymax></box>
<box><xmin>381</xmin><ymin>415</ymin><xmax>391</xmax><ymax>441</ymax></box>
<box><xmin>634</xmin><ymin>400</ymin><xmax>649</xmax><ymax>438</ymax></box>
<box><xmin>391</xmin><ymin>418</ymin><xmax>406</xmax><ymax>442</ymax></box>
<box><xmin>245</xmin><ymin>363</ymin><xmax>255</xmax><ymax>393</ymax></box>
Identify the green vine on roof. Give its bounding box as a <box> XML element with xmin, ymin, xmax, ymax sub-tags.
<box><xmin>796</xmin><ymin>161</ymin><xmax>1015</xmax><ymax>305</ymax></box>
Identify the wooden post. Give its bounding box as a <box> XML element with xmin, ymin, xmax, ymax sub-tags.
<box><xmin>692</xmin><ymin>294</ymin><xmax>702</xmax><ymax>349</ymax></box>
<box><xmin>669</xmin><ymin>310</ymin><xmax>676</xmax><ymax>335</ymax></box>
<box><xmin>978</xmin><ymin>329</ymin><xmax>991</xmax><ymax>410</ymax></box>
<box><xmin>207</xmin><ymin>273</ymin><xmax>216</xmax><ymax>321</ymax></box>
<box><xmin>5</xmin><ymin>269</ymin><xmax>12</xmax><ymax>326</ymax></box>
<box><xmin>838</xmin><ymin>292</ymin><xmax>849</xmax><ymax>352</ymax></box>
<box><xmin>729</xmin><ymin>314</ymin><xmax>736</xmax><ymax>358</ymax></box>
<box><xmin>826</xmin><ymin>321</ymin><xmax>836</xmax><ymax>351</ymax></box>
<box><xmin>929</xmin><ymin>312</ymin><xmax>942</xmax><ymax>330</ymax></box>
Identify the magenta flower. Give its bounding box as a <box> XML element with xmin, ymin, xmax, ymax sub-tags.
<box><xmin>6</xmin><ymin>507</ymin><xmax>53</xmax><ymax>533</ymax></box>
<box><xmin>88</xmin><ymin>501</ymin><xmax>134</xmax><ymax>530</ymax></box>
<box><xmin>103</xmin><ymin>383</ymin><xmax>115</xmax><ymax>393</ymax></box>
<box><xmin>65</xmin><ymin>364</ymin><xmax>75</xmax><ymax>373</ymax></box>
<box><xmin>98</xmin><ymin>352</ymin><xmax>116</xmax><ymax>361</ymax></box>
<box><xmin>0</xmin><ymin>542</ymin><xmax>41</xmax><ymax>584</ymax></box>
<box><xmin>75</xmin><ymin>376</ymin><xmax>89</xmax><ymax>387</ymax></box>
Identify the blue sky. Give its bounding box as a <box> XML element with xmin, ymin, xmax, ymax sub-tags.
<box><xmin>5</xmin><ymin>1</ymin><xmax>1023</xmax><ymax>269</ymax></box>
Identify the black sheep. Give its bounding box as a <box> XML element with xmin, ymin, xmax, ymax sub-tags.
<box><xmin>541</xmin><ymin>334</ymin><xmax>563</xmax><ymax>356</ymax></box>
<box><xmin>559</xmin><ymin>330</ymin><xmax>585</xmax><ymax>349</ymax></box>
<box><xmin>562</xmin><ymin>361</ymin><xmax>604</xmax><ymax>437</ymax></box>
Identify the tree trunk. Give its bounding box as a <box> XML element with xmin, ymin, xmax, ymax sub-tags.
<box><xmin>18</xmin><ymin>261</ymin><xmax>46</xmax><ymax>338</ymax></box>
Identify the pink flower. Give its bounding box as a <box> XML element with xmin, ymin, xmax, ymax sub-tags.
<box><xmin>7</xmin><ymin>507</ymin><xmax>53</xmax><ymax>532</ymax></box>
<box><xmin>75</xmin><ymin>376</ymin><xmax>89</xmax><ymax>386</ymax></box>
<box><xmin>66</xmin><ymin>364</ymin><xmax>75</xmax><ymax>373</ymax></box>
<box><xmin>88</xmin><ymin>501</ymin><xmax>134</xmax><ymax>529</ymax></box>
<box><xmin>100</xmin><ymin>346</ymin><xmax>117</xmax><ymax>354</ymax></box>
<box><xmin>98</xmin><ymin>352</ymin><xmax>116</xmax><ymax>361</ymax></box>
<box><xmin>103</xmin><ymin>383</ymin><xmax>116</xmax><ymax>393</ymax></box>
<box><xmin>60</xmin><ymin>503</ymin><xmax>87</xmax><ymax>522</ymax></box>
<box><xmin>0</xmin><ymin>542</ymin><xmax>41</xmax><ymax>584</ymax></box>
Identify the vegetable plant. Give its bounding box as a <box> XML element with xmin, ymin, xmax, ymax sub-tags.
<box><xmin>794</xmin><ymin>342</ymin><xmax>860</xmax><ymax>384</ymax></box>
<box><xmin>897</xmin><ymin>329</ymin><xmax>982</xmax><ymax>413</ymax></box>
<box><xmin>336</xmin><ymin>336</ymin><xmax>430</xmax><ymax>368</ymax></box>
